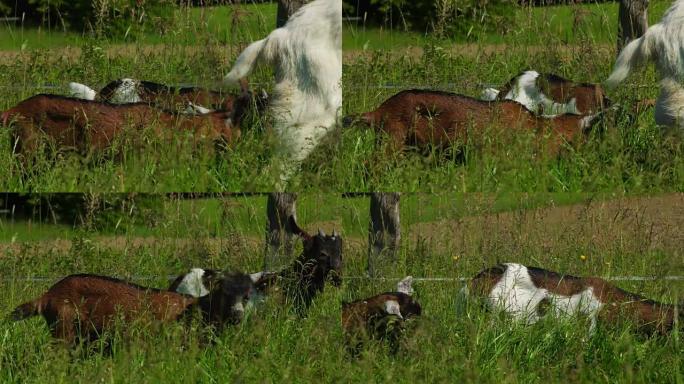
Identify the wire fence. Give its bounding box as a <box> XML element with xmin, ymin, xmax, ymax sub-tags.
<box><xmin>0</xmin><ymin>81</ymin><xmax>654</xmax><ymax>91</ymax></box>
<box><xmin>345</xmin><ymin>82</ymin><xmax>654</xmax><ymax>91</ymax></box>
<box><xmin>2</xmin><ymin>275</ymin><xmax>683</xmax><ymax>283</ymax></box>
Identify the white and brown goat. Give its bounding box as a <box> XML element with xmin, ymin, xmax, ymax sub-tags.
<box><xmin>342</xmin><ymin>276</ymin><xmax>422</xmax><ymax>355</ymax></box>
<box><xmin>10</xmin><ymin>273</ymin><xmax>254</xmax><ymax>346</ymax></box>
<box><xmin>346</xmin><ymin>90</ymin><xmax>608</xmax><ymax>156</ymax></box>
<box><xmin>481</xmin><ymin>71</ymin><xmax>611</xmax><ymax>116</ymax></box>
<box><xmin>457</xmin><ymin>263</ymin><xmax>682</xmax><ymax>335</ymax></box>
<box><xmin>170</xmin><ymin>215</ymin><xmax>343</xmax><ymax>315</ymax></box>
<box><xmin>69</xmin><ymin>78</ymin><xmax>268</xmax><ymax>116</ymax></box>
<box><xmin>2</xmin><ymin>94</ymin><xmax>241</xmax><ymax>160</ymax></box>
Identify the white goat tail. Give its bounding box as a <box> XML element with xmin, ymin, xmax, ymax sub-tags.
<box><xmin>605</xmin><ymin>24</ymin><xmax>660</xmax><ymax>89</ymax></box>
<box><xmin>223</xmin><ymin>38</ymin><xmax>269</xmax><ymax>86</ymax></box>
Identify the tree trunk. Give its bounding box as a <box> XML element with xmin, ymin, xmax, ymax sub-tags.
<box><xmin>264</xmin><ymin>192</ymin><xmax>298</xmax><ymax>271</ymax></box>
<box><xmin>368</xmin><ymin>192</ymin><xmax>401</xmax><ymax>277</ymax></box>
<box><xmin>277</xmin><ymin>0</ymin><xmax>310</xmax><ymax>27</ymax></box>
<box><xmin>617</xmin><ymin>0</ymin><xmax>649</xmax><ymax>53</ymax></box>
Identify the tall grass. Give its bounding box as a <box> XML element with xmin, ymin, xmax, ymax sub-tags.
<box><xmin>0</xmin><ymin>3</ymin><xmax>681</xmax><ymax>191</ymax></box>
<box><xmin>0</xmin><ymin>193</ymin><xmax>682</xmax><ymax>382</ymax></box>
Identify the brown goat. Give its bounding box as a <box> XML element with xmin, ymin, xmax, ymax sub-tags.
<box><xmin>2</xmin><ymin>94</ymin><xmax>240</xmax><ymax>159</ymax></box>
<box><xmin>10</xmin><ymin>273</ymin><xmax>254</xmax><ymax>346</ymax></box>
<box><xmin>342</xmin><ymin>277</ymin><xmax>422</xmax><ymax>356</ymax></box>
<box><xmin>457</xmin><ymin>263</ymin><xmax>682</xmax><ymax>336</ymax></box>
<box><xmin>342</xmin><ymin>276</ymin><xmax>422</xmax><ymax>356</ymax></box>
<box><xmin>348</xmin><ymin>90</ymin><xmax>606</xmax><ymax>156</ymax></box>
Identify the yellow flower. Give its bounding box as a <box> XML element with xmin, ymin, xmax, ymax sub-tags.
<box><xmin>580</xmin><ymin>255</ymin><xmax>587</xmax><ymax>261</ymax></box>
<box><xmin>452</xmin><ymin>255</ymin><xmax>461</xmax><ymax>262</ymax></box>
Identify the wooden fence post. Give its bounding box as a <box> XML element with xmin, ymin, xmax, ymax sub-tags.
<box><xmin>264</xmin><ymin>192</ymin><xmax>298</xmax><ymax>271</ymax></box>
<box><xmin>368</xmin><ymin>192</ymin><xmax>401</xmax><ymax>277</ymax></box>
<box><xmin>617</xmin><ymin>0</ymin><xmax>649</xmax><ymax>53</ymax></box>
<box><xmin>277</xmin><ymin>0</ymin><xmax>310</xmax><ymax>27</ymax></box>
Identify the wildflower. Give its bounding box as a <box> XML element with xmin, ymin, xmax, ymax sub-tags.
<box><xmin>580</xmin><ymin>254</ymin><xmax>587</xmax><ymax>262</ymax></box>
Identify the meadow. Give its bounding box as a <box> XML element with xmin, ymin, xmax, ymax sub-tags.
<box><xmin>0</xmin><ymin>2</ymin><xmax>681</xmax><ymax>192</ymax></box>
<box><xmin>341</xmin><ymin>1</ymin><xmax>684</xmax><ymax>193</ymax></box>
<box><xmin>0</xmin><ymin>193</ymin><xmax>682</xmax><ymax>382</ymax></box>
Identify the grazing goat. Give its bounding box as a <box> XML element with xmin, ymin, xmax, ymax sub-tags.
<box><xmin>223</xmin><ymin>0</ymin><xmax>342</xmax><ymax>184</ymax></box>
<box><xmin>68</xmin><ymin>78</ymin><xmax>266</xmax><ymax>115</ymax></box>
<box><xmin>605</xmin><ymin>0</ymin><xmax>684</xmax><ymax>129</ymax></box>
<box><xmin>481</xmin><ymin>71</ymin><xmax>611</xmax><ymax>116</ymax></box>
<box><xmin>170</xmin><ymin>216</ymin><xmax>343</xmax><ymax>314</ymax></box>
<box><xmin>2</xmin><ymin>94</ymin><xmax>240</xmax><ymax>159</ymax></box>
<box><xmin>347</xmin><ymin>90</ymin><xmax>607</xmax><ymax>156</ymax></box>
<box><xmin>342</xmin><ymin>276</ymin><xmax>422</xmax><ymax>356</ymax></box>
<box><xmin>456</xmin><ymin>263</ymin><xmax>682</xmax><ymax>335</ymax></box>
<box><xmin>10</xmin><ymin>273</ymin><xmax>254</xmax><ymax>346</ymax></box>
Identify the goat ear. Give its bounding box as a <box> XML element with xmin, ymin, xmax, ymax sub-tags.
<box><xmin>397</xmin><ymin>276</ymin><xmax>414</xmax><ymax>295</ymax></box>
<box><xmin>384</xmin><ymin>300</ymin><xmax>403</xmax><ymax>319</ymax></box>
<box><xmin>318</xmin><ymin>228</ymin><xmax>325</xmax><ymax>237</ymax></box>
<box><xmin>332</xmin><ymin>229</ymin><xmax>338</xmax><ymax>237</ymax></box>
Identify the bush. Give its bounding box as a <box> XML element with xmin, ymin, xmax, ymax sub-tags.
<box><xmin>344</xmin><ymin>0</ymin><xmax>517</xmax><ymax>39</ymax></box>
<box><xmin>0</xmin><ymin>0</ymin><xmax>177</xmax><ymax>39</ymax></box>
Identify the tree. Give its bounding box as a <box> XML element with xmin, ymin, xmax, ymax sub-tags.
<box><xmin>264</xmin><ymin>193</ymin><xmax>298</xmax><ymax>271</ymax></box>
<box><xmin>367</xmin><ymin>192</ymin><xmax>401</xmax><ymax>277</ymax></box>
<box><xmin>276</xmin><ymin>0</ymin><xmax>310</xmax><ymax>27</ymax></box>
<box><xmin>617</xmin><ymin>0</ymin><xmax>649</xmax><ymax>53</ymax></box>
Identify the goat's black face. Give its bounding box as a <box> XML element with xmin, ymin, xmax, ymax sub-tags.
<box><xmin>395</xmin><ymin>292</ymin><xmax>422</xmax><ymax>318</ymax></box>
<box><xmin>205</xmin><ymin>273</ymin><xmax>255</xmax><ymax>326</ymax></box>
<box><xmin>311</xmin><ymin>230</ymin><xmax>343</xmax><ymax>287</ymax></box>
<box><xmin>402</xmin><ymin>298</ymin><xmax>422</xmax><ymax>318</ymax></box>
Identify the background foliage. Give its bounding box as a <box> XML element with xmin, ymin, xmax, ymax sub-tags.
<box><xmin>0</xmin><ymin>0</ymin><xmax>177</xmax><ymax>38</ymax></box>
<box><xmin>343</xmin><ymin>0</ymin><xmax>517</xmax><ymax>39</ymax></box>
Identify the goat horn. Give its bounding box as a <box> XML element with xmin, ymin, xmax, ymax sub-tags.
<box><xmin>332</xmin><ymin>229</ymin><xmax>338</xmax><ymax>237</ymax></box>
<box><xmin>318</xmin><ymin>228</ymin><xmax>325</xmax><ymax>236</ymax></box>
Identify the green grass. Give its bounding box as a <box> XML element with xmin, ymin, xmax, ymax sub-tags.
<box><xmin>0</xmin><ymin>191</ymin><xmax>614</xmax><ymax>242</ymax></box>
<box><xmin>342</xmin><ymin>21</ymin><xmax>684</xmax><ymax>192</ymax></box>
<box><xmin>0</xmin><ymin>3</ymin><xmax>277</xmax><ymax>50</ymax></box>
<box><xmin>343</xmin><ymin>1</ymin><xmax>674</xmax><ymax>50</ymax></box>
<box><xmin>0</xmin><ymin>193</ymin><xmax>682</xmax><ymax>383</ymax></box>
<box><xmin>0</xmin><ymin>3</ymin><xmax>681</xmax><ymax>191</ymax></box>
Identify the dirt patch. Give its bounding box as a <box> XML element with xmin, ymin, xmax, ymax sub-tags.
<box><xmin>1</xmin><ymin>194</ymin><xmax>681</xmax><ymax>268</ymax></box>
<box><xmin>343</xmin><ymin>43</ymin><xmax>614</xmax><ymax>61</ymax></box>
<box><xmin>0</xmin><ymin>44</ymin><xmax>235</xmax><ymax>65</ymax></box>
<box><xmin>410</xmin><ymin>193</ymin><xmax>684</xmax><ymax>267</ymax></box>
<box><xmin>0</xmin><ymin>234</ymin><xmax>263</xmax><ymax>259</ymax></box>
<box><xmin>0</xmin><ymin>43</ymin><xmax>612</xmax><ymax>65</ymax></box>
<box><xmin>303</xmin><ymin>220</ymin><xmax>344</xmax><ymax>236</ymax></box>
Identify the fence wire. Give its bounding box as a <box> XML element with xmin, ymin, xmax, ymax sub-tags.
<box><xmin>0</xmin><ymin>82</ymin><xmax>653</xmax><ymax>91</ymax></box>
<box><xmin>2</xmin><ymin>275</ymin><xmax>683</xmax><ymax>283</ymax></box>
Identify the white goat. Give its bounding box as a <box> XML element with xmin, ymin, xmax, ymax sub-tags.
<box><xmin>456</xmin><ymin>263</ymin><xmax>681</xmax><ymax>336</ymax></box>
<box><xmin>223</xmin><ymin>0</ymin><xmax>342</xmax><ymax>184</ymax></box>
<box><xmin>605</xmin><ymin>0</ymin><xmax>684</xmax><ymax>129</ymax></box>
